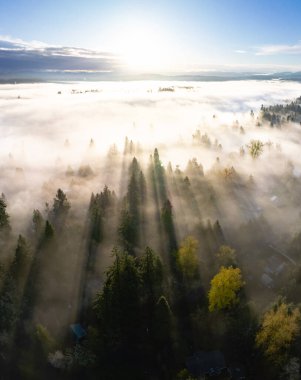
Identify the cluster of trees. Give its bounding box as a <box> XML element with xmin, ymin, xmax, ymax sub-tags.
<box><xmin>192</xmin><ymin>130</ymin><xmax>222</xmax><ymax>151</ymax></box>
<box><xmin>92</xmin><ymin>247</ymin><xmax>172</xmax><ymax>378</ymax></box>
<box><xmin>2</xmin><ymin>141</ymin><xmax>301</xmax><ymax>380</ymax></box>
<box><xmin>260</xmin><ymin>96</ymin><xmax>301</xmax><ymax>126</ymax></box>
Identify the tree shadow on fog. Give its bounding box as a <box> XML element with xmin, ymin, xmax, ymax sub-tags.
<box><xmin>76</xmin><ymin>185</ymin><xmax>117</xmax><ymax>324</ymax></box>
<box><xmin>7</xmin><ymin>218</ymin><xmax>58</xmax><ymax>378</ymax></box>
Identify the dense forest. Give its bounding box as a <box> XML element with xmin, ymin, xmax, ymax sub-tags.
<box><xmin>261</xmin><ymin>96</ymin><xmax>301</xmax><ymax>126</ymax></box>
<box><xmin>2</xmin><ymin>93</ymin><xmax>301</xmax><ymax>380</ymax></box>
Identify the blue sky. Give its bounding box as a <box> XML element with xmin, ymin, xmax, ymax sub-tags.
<box><xmin>1</xmin><ymin>0</ymin><xmax>301</xmax><ymax>74</ymax></box>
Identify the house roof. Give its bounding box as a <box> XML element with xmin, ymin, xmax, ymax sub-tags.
<box><xmin>70</xmin><ymin>323</ymin><xmax>86</xmax><ymax>339</ymax></box>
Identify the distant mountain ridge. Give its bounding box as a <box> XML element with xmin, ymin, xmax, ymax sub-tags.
<box><xmin>1</xmin><ymin>70</ymin><xmax>301</xmax><ymax>83</ymax></box>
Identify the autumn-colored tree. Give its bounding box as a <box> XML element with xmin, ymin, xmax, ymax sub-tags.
<box><xmin>247</xmin><ymin>139</ymin><xmax>264</xmax><ymax>159</ymax></box>
<box><xmin>208</xmin><ymin>266</ymin><xmax>243</xmax><ymax>312</ymax></box>
<box><xmin>256</xmin><ymin>301</ymin><xmax>301</xmax><ymax>364</ymax></box>
<box><xmin>177</xmin><ymin>236</ymin><xmax>199</xmax><ymax>281</ymax></box>
<box><xmin>216</xmin><ymin>245</ymin><xmax>237</xmax><ymax>267</ymax></box>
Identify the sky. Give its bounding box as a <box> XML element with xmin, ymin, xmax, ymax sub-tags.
<box><xmin>1</xmin><ymin>0</ymin><xmax>301</xmax><ymax>75</ymax></box>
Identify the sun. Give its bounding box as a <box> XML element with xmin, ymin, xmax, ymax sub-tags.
<box><xmin>112</xmin><ymin>22</ymin><xmax>174</xmax><ymax>73</ymax></box>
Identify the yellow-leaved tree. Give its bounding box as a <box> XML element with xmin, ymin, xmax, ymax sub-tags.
<box><xmin>215</xmin><ymin>245</ymin><xmax>237</xmax><ymax>267</ymax></box>
<box><xmin>177</xmin><ymin>236</ymin><xmax>199</xmax><ymax>281</ymax></box>
<box><xmin>256</xmin><ymin>301</ymin><xmax>301</xmax><ymax>364</ymax></box>
<box><xmin>208</xmin><ymin>266</ymin><xmax>243</xmax><ymax>312</ymax></box>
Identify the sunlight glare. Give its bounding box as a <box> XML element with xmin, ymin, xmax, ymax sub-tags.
<box><xmin>114</xmin><ymin>23</ymin><xmax>173</xmax><ymax>73</ymax></box>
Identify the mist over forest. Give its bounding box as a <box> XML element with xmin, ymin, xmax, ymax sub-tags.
<box><xmin>2</xmin><ymin>79</ymin><xmax>301</xmax><ymax>379</ymax></box>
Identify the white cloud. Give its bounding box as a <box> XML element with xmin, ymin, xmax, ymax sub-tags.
<box><xmin>256</xmin><ymin>41</ymin><xmax>301</xmax><ymax>56</ymax></box>
<box><xmin>0</xmin><ymin>34</ymin><xmax>54</xmax><ymax>50</ymax></box>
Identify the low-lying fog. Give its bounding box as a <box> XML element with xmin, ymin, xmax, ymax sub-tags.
<box><xmin>1</xmin><ymin>79</ymin><xmax>301</xmax><ymax>236</ymax></box>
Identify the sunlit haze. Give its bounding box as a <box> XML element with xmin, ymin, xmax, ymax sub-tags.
<box><xmin>1</xmin><ymin>1</ymin><xmax>301</xmax><ymax>379</ymax></box>
<box><xmin>2</xmin><ymin>0</ymin><xmax>301</xmax><ymax>76</ymax></box>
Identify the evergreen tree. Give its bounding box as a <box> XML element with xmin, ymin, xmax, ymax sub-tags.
<box><xmin>127</xmin><ymin>171</ymin><xmax>139</xmax><ymax>220</ymax></box>
<box><xmin>44</xmin><ymin>220</ymin><xmax>54</xmax><ymax>240</ymax></box>
<box><xmin>32</xmin><ymin>209</ymin><xmax>44</xmax><ymax>237</ymax></box>
<box><xmin>11</xmin><ymin>235</ymin><xmax>30</xmax><ymax>281</ymax></box>
<box><xmin>52</xmin><ymin>188</ymin><xmax>70</xmax><ymax>226</ymax></box>
<box><xmin>94</xmin><ymin>249</ymin><xmax>141</xmax><ymax>352</ymax></box>
<box><xmin>161</xmin><ymin>199</ymin><xmax>177</xmax><ymax>252</ymax></box>
<box><xmin>88</xmin><ymin>185</ymin><xmax>116</xmax><ymax>243</ymax></box>
<box><xmin>118</xmin><ymin>209</ymin><xmax>137</xmax><ymax>254</ymax></box>
<box><xmin>153</xmin><ymin>295</ymin><xmax>173</xmax><ymax>348</ymax></box>
<box><xmin>161</xmin><ymin>199</ymin><xmax>173</xmax><ymax>234</ymax></box>
<box><xmin>0</xmin><ymin>193</ymin><xmax>10</xmax><ymax>233</ymax></box>
<box><xmin>213</xmin><ymin>220</ymin><xmax>225</xmax><ymax>247</ymax></box>
<box><xmin>139</xmin><ymin>170</ymin><xmax>147</xmax><ymax>202</ymax></box>
<box><xmin>153</xmin><ymin>148</ymin><xmax>166</xmax><ymax>200</ymax></box>
<box><xmin>140</xmin><ymin>247</ymin><xmax>163</xmax><ymax>306</ymax></box>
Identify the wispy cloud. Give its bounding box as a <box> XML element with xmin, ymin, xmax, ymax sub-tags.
<box><xmin>235</xmin><ymin>50</ymin><xmax>247</xmax><ymax>54</ymax></box>
<box><xmin>0</xmin><ymin>35</ymin><xmax>52</xmax><ymax>50</ymax></box>
<box><xmin>0</xmin><ymin>35</ymin><xmax>121</xmax><ymax>74</ymax></box>
<box><xmin>256</xmin><ymin>41</ymin><xmax>301</xmax><ymax>56</ymax></box>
